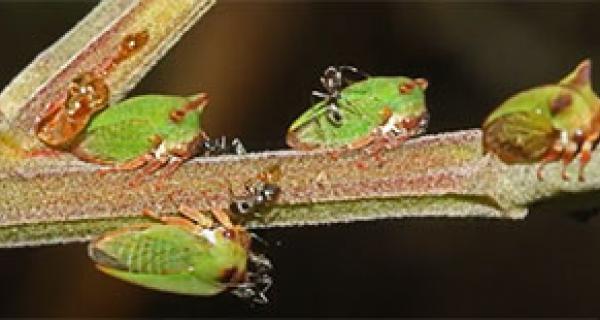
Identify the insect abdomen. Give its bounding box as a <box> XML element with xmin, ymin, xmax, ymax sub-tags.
<box><xmin>483</xmin><ymin>110</ymin><xmax>557</xmax><ymax>162</ymax></box>
<box><xmin>91</xmin><ymin>225</ymin><xmax>201</xmax><ymax>275</ymax></box>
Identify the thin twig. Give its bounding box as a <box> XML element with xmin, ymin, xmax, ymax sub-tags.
<box><xmin>0</xmin><ymin>128</ymin><xmax>599</xmax><ymax>247</ymax></box>
<box><xmin>0</xmin><ymin>0</ymin><xmax>216</xmax><ymax>151</ymax></box>
<box><xmin>0</xmin><ymin>0</ymin><xmax>598</xmax><ymax>248</ymax></box>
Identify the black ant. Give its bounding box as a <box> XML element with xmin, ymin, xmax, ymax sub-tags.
<box><xmin>230</xmin><ymin>165</ymin><xmax>281</xmax><ymax>215</ymax></box>
<box><xmin>311</xmin><ymin>65</ymin><xmax>369</xmax><ymax>126</ymax></box>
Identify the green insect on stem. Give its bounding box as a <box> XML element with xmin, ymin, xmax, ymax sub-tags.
<box><xmin>89</xmin><ymin>207</ymin><xmax>272</xmax><ymax>303</ymax></box>
<box><xmin>35</xmin><ymin>31</ymin><xmax>150</xmax><ymax>148</ymax></box>
<box><xmin>287</xmin><ymin>67</ymin><xmax>429</xmax><ymax>161</ymax></box>
<box><xmin>482</xmin><ymin>59</ymin><xmax>600</xmax><ymax>181</ymax></box>
<box><xmin>72</xmin><ymin>93</ymin><xmax>209</xmax><ymax>186</ymax></box>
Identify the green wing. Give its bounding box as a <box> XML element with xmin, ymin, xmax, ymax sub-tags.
<box><xmin>72</xmin><ymin>118</ymin><xmax>159</xmax><ymax>163</ymax></box>
<box><xmin>89</xmin><ymin>224</ymin><xmax>226</xmax><ymax>296</ymax></box>
<box><xmin>96</xmin><ymin>267</ymin><xmax>225</xmax><ymax>296</ymax></box>
<box><xmin>86</xmin><ymin>95</ymin><xmax>190</xmax><ymax>130</ymax></box>
<box><xmin>483</xmin><ymin>87</ymin><xmax>560</xmax><ymax>162</ymax></box>
<box><xmin>287</xmin><ymin>77</ymin><xmax>426</xmax><ymax>149</ymax></box>
<box><xmin>75</xmin><ymin>94</ymin><xmax>203</xmax><ymax>163</ymax></box>
<box><xmin>483</xmin><ymin>109</ymin><xmax>556</xmax><ymax>162</ymax></box>
<box><xmin>287</xmin><ymin>99</ymin><xmax>381</xmax><ymax>149</ymax></box>
<box><xmin>90</xmin><ymin>224</ymin><xmax>211</xmax><ymax>275</ymax></box>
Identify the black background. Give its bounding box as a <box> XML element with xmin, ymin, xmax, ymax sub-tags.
<box><xmin>0</xmin><ymin>1</ymin><xmax>600</xmax><ymax>317</ymax></box>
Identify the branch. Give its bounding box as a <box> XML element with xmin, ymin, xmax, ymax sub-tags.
<box><xmin>0</xmin><ymin>0</ymin><xmax>216</xmax><ymax>151</ymax></box>
<box><xmin>0</xmin><ymin>1</ymin><xmax>598</xmax><ymax>248</ymax></box>
<box><xmin>0</xmin><ymin>128</ymin><xmax>599</xmax><ymax>247</ymax></box>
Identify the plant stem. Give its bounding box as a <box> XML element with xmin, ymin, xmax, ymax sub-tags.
<box><xmin>0</xmin><ymin>128</ymin><xmax>598</xmax><ymax>248</ymax></box>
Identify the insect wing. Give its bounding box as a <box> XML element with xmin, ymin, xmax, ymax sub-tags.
<box><xmin>483</xmin><ymin>87</ymin><xmax>561</xmax><ymax>162</ymax></box>
<box><xmin>89</xmin><ymin>224</ymin><xmax>227</xmax><ymax>296</ymax></box>
<box><xmin>85</xmin><ymin>95</ymin><xmax>190</xmax><ymax>130</ymax></box>
<box><xmin>287</xmin><ymin>77</ymin><xmax>427</xmax><ymax>149</ymax></box>
<box><xmin>287</xmin><ymin>86</ymin><xmax>381</xmax><ymax>149</ymax></box>
<box><xmin>71</xmin><ymin>95</ymin><xmax>196</xmax><ymax>163</ymax></box>
<box><xmin>72</xmin><ymin>118</ymin><xmax>159</xmax><ymax>163</ymax></box>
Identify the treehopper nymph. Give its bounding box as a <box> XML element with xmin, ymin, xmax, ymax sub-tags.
<box><xmin>89</xmin><ymin>207</ymin><xmax>272</xmax><ymax>304</ymax></box>
<box><xmin>74</xmin><ymin>93</ymin><xmax>210</xmax><ymax>186</ymax></box>
<box><xmin>287</xmin><ymin>66</ymin><xmax>429</xmax><ymax>159</ymax></box>
<box><xmin>35</xmin><ymin>31</ymin><xmax>150</xmax><ymax>148</ymax></box>
<box><xmin>483</xmin><ymin>59</ymin><xmax>600</xmax><ymax>181</ymax></box>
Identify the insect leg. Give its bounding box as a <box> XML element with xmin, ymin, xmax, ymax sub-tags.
<box><xmin>311</xmin><ymin>90</ymin><xmax>329</xmax><ymax>99</ymax></box>
<box><xmin>153</xmin><ymin>157</ymin><xmax>185</xmax><ymax>188</ymax></box>
<box><xmin>141</xmin><ymin>209</ymin><xmax>197</xmax><ymax>232</ymax></box>
<box><xmin>128</xmin><ymin>155</ymin><xmax>169</xmax><ymax>187</ymax></box>
<box><xmin>231</xmin><ymin>138</ymin><xmax>247</xmax><ymax>155</ymax></box>
<box><xmin>178</xmin><ymin>205</ymin><xmax>214</xmax><ymax>228</ymax></box>
<box><xmin>210</xmin><ymin>208</ymin><xmax>235</xmax><ymax>229</ymax></box>
<box><xmin>577</xmin><ymin>131</ymin><xmax>599</xmax><ymax>181</ymax></box>
<box><xmin>537</xmin><ymin>140</ymin><xmax>564</xmax><ymax>181</ymax></box>
<box><xmin>97</xmin><ymin>153</ymin><xmax>153</xmax><ymax>176</ymax></box>
<box><xmin>338</xmin><ymin>65</ymin><xmax>370</xmax><ymax>85</ymax></box>
<box><xmin>560</xmin><ymin>140</ymin><xmax>579</xmax><ymax>181</ymax></box>
<box><xmin>249</xmin><ymin>252</ymin><xmax>273</xmax><ymax>271</ymax></box>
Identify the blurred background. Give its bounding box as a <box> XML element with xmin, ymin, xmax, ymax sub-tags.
<box><xmin>1</xmin><ymin>0</ymin><xmax>600</xmax><ymax>317</ymax></box>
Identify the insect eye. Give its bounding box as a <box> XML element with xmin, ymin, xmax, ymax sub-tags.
<box><xmin>327</xmin><ymin>108</ymin><xmax>343</xmax><ymax>126</ymax></box>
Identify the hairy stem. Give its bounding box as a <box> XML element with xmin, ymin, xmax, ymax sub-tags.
<box><xmin>0</xmin><ymin>128</ymin><xmax>598</xmax><ymax>247</ymax></box>
<box><xmin>0</xmin><ymin>0</ymin><xmax>215</xmax><ymax>151</ymax></box>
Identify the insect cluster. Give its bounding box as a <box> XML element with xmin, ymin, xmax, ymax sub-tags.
<box><xmin>31</xmin><ymin>29</ymin><xmax>595</xmax><ymax>303</ymax></box>
<box><xmin>73</xmin><ymin>59</ymin><xmax>425</xmax><ymax>302</ymax></box>
<box><xmin>36</xmin><ymin>31</ymin><xmax>149</xmax><ymax>148</ymax></box>
<box><xmin>34</xmin><ymin>32</ymin><xmax>247</xmax><ymax>187</ymax></box>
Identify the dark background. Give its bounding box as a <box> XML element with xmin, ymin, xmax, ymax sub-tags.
<box><xmin>0</xmin><ymin>0</ymin><xmax>600</xmax><ymax>317</ymax></box>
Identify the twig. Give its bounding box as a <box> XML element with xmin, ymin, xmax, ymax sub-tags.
<box><xmin>0</xmin><ymin>0</ymin><xmax>216</xmax><ymax>151</ymax></box>
<box><xmin>0</xmin><ymin>128</ymin><xmax>599</xmax><ymax>247</ymax></box>
<box><xmin>0</xmin><ymin>0</ymin><xmax>598</xmax><ymax>248</ymax></box>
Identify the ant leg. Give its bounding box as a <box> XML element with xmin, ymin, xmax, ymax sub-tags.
<box><xmin>231</xmin><ymin>138</ymin><xmax>247</xmax><ymax>155</ymax></box>
<box><xmin>311</xmin><ymin>91</ymin><xmax>329</xmax><ymax>107</ymax></box>
<box><xmin>249</xmin><ymin>252</ymin><xmax>273</xmax><ymax>271</ymax></box>
<box><xmin>338</xmin><ymin>65</ymin><xmax>359</xmax><ymax>73</ymax></box>
<box><xmin>339</xmin><ymin>65</ymin><xmax>370</xmax><ymax>82</ymax></box>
